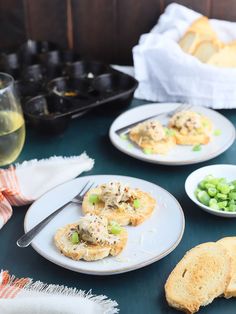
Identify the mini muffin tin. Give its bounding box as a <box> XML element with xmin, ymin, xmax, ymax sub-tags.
<box><xmin>0</xmin><ymin>40</ymin><xmax>138</xmax><ymax>134</ymax></box>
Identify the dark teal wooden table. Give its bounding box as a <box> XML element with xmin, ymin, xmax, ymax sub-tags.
<box><xmin>1</xmin><ymin>99</ymin><xmax>236</xmax><ymax>314</ymax></box>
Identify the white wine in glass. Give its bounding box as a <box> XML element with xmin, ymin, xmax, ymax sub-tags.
<box><xmin>0</xmin><ymin>73</ymin><xmax>25</xmax><ymax>166</ymax></box>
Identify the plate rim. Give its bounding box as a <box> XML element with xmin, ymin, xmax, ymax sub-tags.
<box><xmin>24</xmin><ymin>174</ymin><xmax>185</xmax><ymax>275</ymax></box>
<box><xmin>109</xmin><ymin>103</ymin><xmax>236</xmax><ymax>166</ymax></box>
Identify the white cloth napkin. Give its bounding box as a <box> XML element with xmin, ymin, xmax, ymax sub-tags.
<box><xmin>0</xmin><ymin>271</ymin><xmax>118</xmax><ymax>314</ymax></box>
<box><xmin>132</xmin><ymin>3</ymin><xmax>236</xmax><ymax>109</ymax></box>
<box><xmin>0</xmin><ymin>153</ymin><xmax>94</xmax><ymax>229</ymax></box>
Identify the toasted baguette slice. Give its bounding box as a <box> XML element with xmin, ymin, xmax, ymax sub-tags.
<box><xmin>192</xmin><ymin>40</ymin><xmax>221</xmax><ymax>62</ymax></box>
<box><xmin>207</xmin><ymin>46</ymin><xmax>236</xmax><ymax>67</ymax></box>
<box><xmin>129</xmin><ymin>130</ymin><xmax>176</xmax><ymax>154</ymax></box>
<box><xmin>82</xmin><ymin>187</ymin><xmax>156</xmax><ymax>226</ymax></box>
<box><xmin>179</xmin><ymin>31</ymin><xmax>199</xmax><ymax>54</ymax></box>
<box><xmin>188</xmin><ymin>17</ymin><xmax>217</xmax><ymax>38</ymax></box>
<box><xmin>54</xmin><ymin>223</ymin><xmax>128</xmax><ymax>261</ymax></box>
<box><xmin>165</xmin><ymin>242</ymin><xmax>231</xmax><ymax>313</ymax></box>
<box><xmin>217</xmin><ymin>237</ymin><xmax>236</xmax><ymax>298</ymax></box>
<box><xmin>179</xmin><ymin>17</ymin><xmax>219</xmax><ymax>54</ymax></box>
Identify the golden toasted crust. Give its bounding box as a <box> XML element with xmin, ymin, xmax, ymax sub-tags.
<box><xmin>54</xmin><ymin>223</ymin><xmax>128</xmax><ymax>261</ymax></box>
<box><xmin>165</xmin><ymin>242</ymin><xmax>231</xmax><ymax>313</ymax></box>
<box><xmin>217</xmin><ymin>237</ymin><xmax>236</xmax><ymax>298</ymax></box>
<box><xmin>169</xmin><ymin>116</ymin><xmax>213</xmax><ymax>146</ymax></box>
<box><xmin>82</xmin><ymin>187</ymin><xmax>156</xmax><ymax>226</ymax></box>
<box><xmin>129</xmin><ymin>130</ymin><xmax>176</xmax><ymax>154</ymax></box>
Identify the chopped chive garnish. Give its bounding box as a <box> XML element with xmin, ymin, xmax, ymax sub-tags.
<box><xmin>192</xmin><ymin>144</ymin><xmax>202</xmax><ymax>152</ymax></box>
<box><xmin>127</xmin><ymin>144</ymin><xmax>134</xmax><ymax>149</ymax></box>
<box><xmin>143</xmin><ymin>148</ymin><xmax>153</xmax><ymax>154</ymax></box>
<box><xmin>214</xmin><ymin>129</ymin><xmax>222</xmax><ymax>136</ymax></box>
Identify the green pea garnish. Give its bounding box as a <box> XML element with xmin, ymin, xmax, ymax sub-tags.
<box><xmin>192</xmin><ymin>144</ymin><xmax>202</xmax><ymax>152</ymax></box>
<box><xmin>133</xmin><ymin>199</ymin><xmax>141</xmax><ymax>209</ymax></box>
<box><xmin>89</xmin><ymin>194</ymin><xmax>99</xmax><ymax>204</ymax></box>
<box><xmin>120</xmin><ymin>134</ymin><xmax>128</xmax><ymax>140</ymax></box>
<box><xmin>71</xmin><ymin>232</ymin><xmax>80</xmax><ymax>244</ymax></box>
<box><xmin>214</xmin><ymin>129</ymin><xmax>222</xmax><ymax>136</ymax></box>
<box><xmin>143</xmin><ymin>148</ymin><xmax>153</xmax><ymax>154</ymax></box>
<box><xmin>164</xmin><ymin>128</ymin><xmax>175</xmax><ymax>137</ymax></box>
<box><xmin>109</xmin><ymin>221</ymin><xmax>122</xmax><ymax>235</ymax></box>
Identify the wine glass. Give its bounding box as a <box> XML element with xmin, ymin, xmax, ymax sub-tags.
<box><xmin>0</xmin><ymin>73</ymin><xmax>25</xmax><ymax>166</ymax></box>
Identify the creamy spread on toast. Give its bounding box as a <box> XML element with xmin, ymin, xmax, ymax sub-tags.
<box><xmin>82</xmin><ymin>181</ymin><xmax>156</xmax><ymax>226</ymax></box>
<box><xmin>129</xmin><ymin>120</ymin><xmax>176</xmax><ymax>154</ymax></box>
<box><xmin>69</xmin><ymin>214</ymin><xmax>118</xmax><ymax>245</ymax></box>
<box><xmin>100</xmin><ymin>181</ymin><xmax>138</xmax><ymax>212</ymax></box>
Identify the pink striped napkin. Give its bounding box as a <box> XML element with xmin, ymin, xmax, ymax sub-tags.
<box><xmin>0</xmin><ymin>153</ymin><xmax>94</xmax><ymax>229</ymax></box>
<box><xmin>0</xmin><ymin>270</ymin><xmax>118</xmax><ymax>313</ymax></box>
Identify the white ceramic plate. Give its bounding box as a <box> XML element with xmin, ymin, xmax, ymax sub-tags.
<box><xmin>24</xmin><ymin>175</ymin><xmax>185</xmax><ymax>275</ymax></box>
<box><xmin>109</xmin><ymin>103</ymin><xmax>235</xmax><ymax>165</ymax></box>
<box><xmin>185</xmin><ymin>164</ymin><xmax>236</xmax><ymax>218</ymax></box>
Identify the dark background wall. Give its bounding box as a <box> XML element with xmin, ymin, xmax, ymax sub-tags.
<box><xmin>1</xmin><ymin>0</ymin><xmax>236</xmax><ymax>65</ymax></box>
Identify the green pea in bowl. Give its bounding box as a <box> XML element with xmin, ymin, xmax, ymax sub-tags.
<box><xmin>185</xmin><ymin>164</ymin><xmax>236</xmax><ymax>217</ymax></box>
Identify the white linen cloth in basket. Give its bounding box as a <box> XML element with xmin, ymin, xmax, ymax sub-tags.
<box><xmin>132</xmin><ymin>3</ymin><xmax>236</xmax><ymax>109</ymax></box>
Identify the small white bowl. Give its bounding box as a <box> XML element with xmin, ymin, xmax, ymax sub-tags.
<box><xmin>185</xmin><ymin>164</ymin><xmax>236</xmax><ymax>217</ymax></box>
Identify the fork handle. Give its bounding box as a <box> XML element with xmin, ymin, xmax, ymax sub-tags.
<box><xmin>16</xmin><ymin>201</ymin><xmax>71</xmax><ymax>248</ymax></box>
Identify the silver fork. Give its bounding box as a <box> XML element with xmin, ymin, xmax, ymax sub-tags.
<box><xmin>115</xmin><ymin>103</ymin><xmax>192</xmax><ymax>136</ymax></box>
<box><xmin>16</xmin><ymin>181</ymin><xmax>95</xmax><ymax>248</ymax></box>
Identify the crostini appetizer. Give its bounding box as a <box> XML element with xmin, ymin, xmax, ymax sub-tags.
<box><xmin>82</xmin><ymin>181</ymin><xmax>156</xmax><ymax>226</ymax></box>
<box><xmin>169</xmin><ymin>110</ymin><xmax>212</xmax><ymax>145</ymax></box>
<box><xmin>54</xmin><ymin>214</ymin><xmax>127</xmax><ymax>261</ymax></box>
<box><xmin>129</xmin><ymin>120</ymin><xmax>176</xmax><ymax>154</ymax></box>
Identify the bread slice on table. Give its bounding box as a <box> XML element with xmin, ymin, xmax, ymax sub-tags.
<box><xmin>217</xmin><ymin>237</ymin><xmax>236</xmax><ymax>298</ymax></box>
<box><xmin>54</xmin><ymin>223</ymin><xmax>128</xmax><ymax>261</ymax></box>
<box><xmin>129</xmin><ymin>130</ymin><xmax>176</xmax><ymax>154</ymax></box>
<box><xmin>82</xmin><ymin>187</ymin><xmax>156</xmax><ymax>226</ymax></box>
<box><xmin>165</xmin><ymin>242</ymin><xmax>231</xmax><ymax>313</ymax></box>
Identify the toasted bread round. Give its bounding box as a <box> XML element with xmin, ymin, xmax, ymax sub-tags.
<box><xmin>165</xmin><ymin>242</ymin><xmax>231</xmax><ymax>313</ymax></box>
<box><xmin>129</xmin><ymin>130</ymin><xmax>176</xmax><ymax>154</ymax></box>
<box><xmin>54</xmin><ymin>223</ymin><xmax>128</xmax><ymax>261</ymax></box>
<box><xmin>169</xmin><ymin>116</ymin><xmax>213</xmax><ymax>146</ymax></box>
<box><xmin>82</xmin><ymin>187</ymin><xmax>156</xmax><ymax>226</ymax></box>
<box><xmin>218</xmin><ymin>237</ymin><xmax>236</xmax><ymax>298</ymax></box>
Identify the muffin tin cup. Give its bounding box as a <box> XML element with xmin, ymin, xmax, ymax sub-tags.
<box><xmin>0</xmin><ymin>40</ymin><xmax>138</xmax><ymax>134</ymax></box>
<box><xmin>64</xmin><ymin>60</ymin><xmax>110</xmax><ymax>79</ymax></box>
<box><xmin>24</xmin><ymin>94</ymin><xmax>72</xmax><ymax>134</ymax></box>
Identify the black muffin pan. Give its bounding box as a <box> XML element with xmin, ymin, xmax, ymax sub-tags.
<box><xmin>0</xmin><ymin>40</ymin><xmax>138</xmax><ymax>134</ymax></box>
